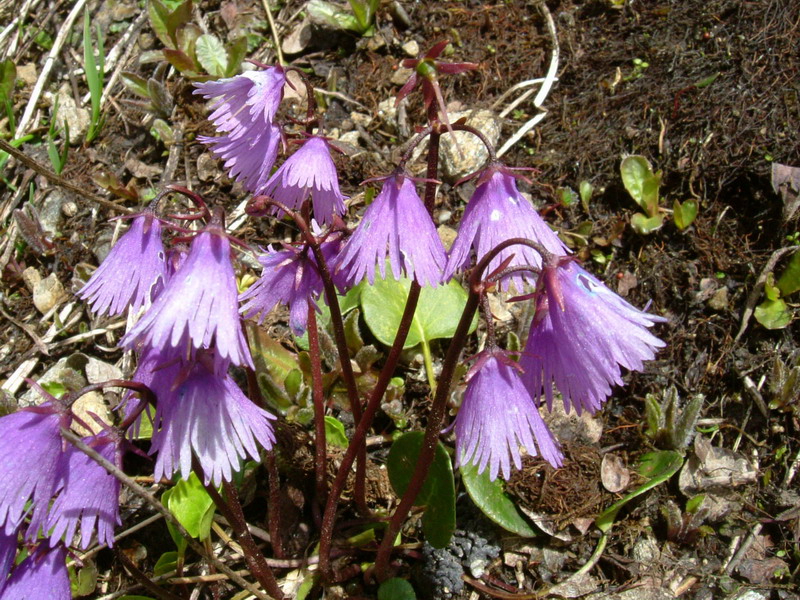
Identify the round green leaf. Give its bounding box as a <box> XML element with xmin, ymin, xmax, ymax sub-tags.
<box><xmin>378</xmin><ymin>578</ymin><xmax>417</xmax><ymax>600</ymax></box>
<box><xmin>460</xmin><ymin>463</ymin><xmax>536</xmax><ymax>537</ymax></box>
<box><xmin>361</xmin><ymin>274</ymin><xmax>476</xmax><ymax>349</ymax></box>
<box><xmin>387</xmin><ymin>432</ymin><xmax>455</xmax><ymax>548</ymax></box>
<box><xmin>324</xmin><ymin>415</ymin><xmax>349</xmax><ymax>449</ymax></box>
<box><xmin>164</xmin><ymin>472</ymin><xmax>216</xmax><ymax>540</ymax></box>
<box><xmin>195</xmin><ymin>33</ymin><xmax>228</xmax><ymax>77</ymax></box>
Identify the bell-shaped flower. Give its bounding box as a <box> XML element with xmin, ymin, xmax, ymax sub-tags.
<box><xmin>337</xmin><ymin>174</ymin><xmax>446</xmax><ymax>287</ymax></box>
<box><xmin>444</xmin><ymin>165</ymin><xmax>567</xmax><ymax>290</ymax></box>
<box><xmin>240</xmin><ymin>238</ymin><xmax>343</xmax><ymax>336</ymax></box>
<box><xmin>261</xmin><ymin>136</ymin><xmax>347</xmax><ymax>225</ymax></box>
<box><xmin>0</xmin><ymin>401</ymin><xmax>70</xmax><ymax>535</ymax></box>
<box><xmin>45</xmin><ymin>432</ymin><xmax>123</xmax><ymax>549</ymax></box>
<box><xmin>121</xmin><ymin>225</ymin><xmax>253</xmax><ymax>369</ymax></box>
<box><xmin>146</xmin><ymin>353</ymin><xmax>276</xmax><ymax>486</ymax></box>
<box><xmin>455</xmin><ymin>350</ymin><xmax>562</xmax><ymax>481</ymax></box>
<box><xmin>0</xmin><ymin>544</ymin><xmax>70</xmax><ymax>599</ymax></box>
<box><xmin>0</xmin><ymin>530</ymin><xmax>16</xmax><ymax>583</ymax></box>
<box><xmin>195</xmin><ymin>68</ymin><xmax>286</xmax><ymax>193</ymax></box>
<box><xmin>521</xmin><ymin>259</ymin><xmax>667</xmax><ymax>415</ymax></box>
<box><xmin>78</xmin><ymin>211</ymin><xmax>166</xmax><ymax>316</ymax></box>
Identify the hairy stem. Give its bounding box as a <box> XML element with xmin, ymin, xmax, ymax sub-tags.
<box><xmin>265</xmin><ymin>451</ymin><xmax>285</xmax><ymax>559</ymax></box>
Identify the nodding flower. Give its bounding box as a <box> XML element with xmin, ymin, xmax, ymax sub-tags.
<box><xmin>521</xmin><ymin>258</ymin><xmax>667</xmax><ymax>415</ymax></box>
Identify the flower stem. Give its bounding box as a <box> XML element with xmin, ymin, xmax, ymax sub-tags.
<box><xmin>265</xmin><ymin>450</ymin><xmax>285</xmax><ymax>559</ymax></box>
<box><xmin>319</xmin><ymin>128</ymin><xmax>444</xmax><ymax>580</ymax></box>
<box><xmin>307</xmin><ymin>305</ymin><xmax>329</xmax><ymax>508</ymax></box>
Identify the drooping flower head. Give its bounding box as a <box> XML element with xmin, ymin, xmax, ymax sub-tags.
<box><xmin>337</xmin><ymin>174</ymin><xmax>446</xmax><ymax>287</ymax></box>
<box><xmin>444</xmin><ymin>164</ymin><xmax>568</xmax><ymax>290</ymax></box>
<box><xmin>521</xmin><ymin>258</ymin><xmax>667</xmax><ymax>415</ymax></box>
<box><xmin>455</xmin><ymin>350</ymin><xmax>562</xmax><ymax>481</ymax></box>
<box><xmin>0</xmin><ymin>544</ymin><xmax>70</xmax><ymax>599</ymax></box>
<box><xmin>145</xmin><ymin>352</ymin><xmax>276</xmax><ymax>486</ymax></box>
<box><xmin>46</xmin><ymin>432</ymin><xmax>123</xmax><ymax>549</ymax></box>
<box><xmin>0</xmin><ymin>398</ymin><xmax>70</xmax><ymax>535</ymax></box>
<box><xmin>78</xmin><ymin>211</ymin><xmax>166</xmax><ymax>316</ymax></box>
<box><xmin>121</xmin><ymin>222</ymin><xmax>253</xmax><ymax>369</ymax></box>
<box><xmin>261</xmin><ymin>136</ymin><xmax>347</xmax><ymax>225</ymax></box>
<box><xmin>240</xmin><ymin>238</ymin><xmax>343</xmax><ymax>336</ymax></box>
<box><xmin>0</xmin><ymin>529</ymin><xmax>17</xmax><ymax>583</ymax></box>
<box><xmin>195</xmin><ymin>68</ymin><xmax>286</xmax><ymax>193</ymax></box>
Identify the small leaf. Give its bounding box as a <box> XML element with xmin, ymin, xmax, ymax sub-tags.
<box><xmin>324</xmin><ymin>415</ymin><xmax>349</xmax><ymax>449</ymax></box>
<box><xmin>776</xmin><ymin>250</ymin><xmax>800</xmax><ymax>297</ymax></box>
<box><xmin>164</xmin><ymin>472</ymin><xmax>216</xmax><ymax>540</ymax></box>
<box><xmin>686</xmin><ymin>494</ymin><xmax>705</xmax><ymax>514</ymax></box>
<box><xmin>387</xmin><ymin>432</ymin><xmax>455</xmax><ymax>548</ymax></box>
<box><xmin>0</xmin><ymin>59</ymin><xmax>16</xmax><ymax>103</ymax></box>
<box><xmin>225</xmin><ymin>36</ymin><xmax>248</xmax><ymax>77</ymax></box>
<box><xmin>196</xmin><ymin>33</ymin><xmax>228</xmax><ymax>78</ymax></box>
<box><xmin>307</xmin><ymin>0</ymin><xmax>361</xmax><ymax>31</ymax></box>
<box><xmin>579</xmin><ymin>180</ymin><xmax>593</xmax><ymax>212</ymax></box>
<box><xmin>673</xmin><ymin>199</ymin><xmax>698</xmax><ymax>230</ymax></box>
<box><xmin>69</xmin><ymin>560</ymin><xmax>98</xmax><ymax>596</ymax></box>
<box><xmin>148</xmin><ymin>0</ymin><xmax>174</xmax><ymax>48</ymax></box>
<box><xmin>147</xmin><ymin>78</ymin><xmax>173</xmax><ymax>118</ymax></box>
<box><xmin>163</xmin><ymin>48</ymin><xmax>197</xmax><ymax>74</ymax></box>
<box><xmin>378</xmin><ymin>578</ymin><xmax>417</xmax><ymax>600</ymax></box>
<box><xmin>153</xmin><ymin>551</ymin><xmax>178</xmax><ymax>576</ymax></box>
<box><xmin>755</xmin><ymin>297</ymin><xmax>792</xmax><ymax>329</ymax></box>
<box><xmin>361</xmin><ymin>275</ymin><xmax>477</xmax><ymax>349</ymax></box>
<box><xmin>694</xmin><ymin>72</ymin><xmax>719</xmax><ymax>88</ymax></box>
<box><xmin>621</xmin><ymin>155</ymin><xmax>661</xmax><ymax>215</ymax></box>
<box><xmin>461</xmin><ymin>462</ymin><xmax>536</xmax><ymax>537</ymax></box>
<box><xmin>120</xmin><ymin>72</ymin><xmax>150</xmax><ymax>98</ymax></box>
<box><xmin>630</xmin><ymin>212</ymin><xmax>664</xmax><ymax>235</ymax></box>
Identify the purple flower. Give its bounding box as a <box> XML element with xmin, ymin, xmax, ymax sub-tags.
<box><xmin>147</xmin><ymin>355</ymin><xmax>276</xmax><ymax>486</ymax></box>
<box><xmin>240</xmin><ymin>239</ymin><xmax>342</xmax><ymax>335</ymax></box>
<box><xmin>0</xmin><ymin>544</ymin><xmax>70</xmax><ymax>600</ymax></box>
<box><xmin>121</xmin><ymin>226</ymin><xmax>253</xmax><ymax>369</ymax></box>
<box><xmin>0</xmin><ymin>530</ymin><xmax>16</xmax><ymax>583</ymax></box>
<box><xmin>455</xmin><ymin>351</ymin><xmax>562</xmax><ymax>481</ymax></box>
<box><xmin>521</xmin><ymin>260</ymin><xmax>667</xmax><ymax>415</ymax></box>
<box><xmin>336</xmin><ymin>175</ymin><xmax>446</xmax><ymax>286</ymax></box>
<box><xmin>195</xmin><ymin>68</ymin><xmax>286</xmax><ymax>194</ymax></box>
<box><xmin>444</xmin><ymin>166</ymin><xmax>567</xmax><ymax>290</ymax></box>
<box><xmin>0</xmin><ymin>403</ymin><xmax>70</xmax><ymax>535</ymax></box>
<box><xmin>261</xmin><ymin>136</ymin><xmax>347</xmax><ymax>225</ymax></box>
<box><xmin>78</xmin><ymin>212</ymin><xmax>166</xmax><ymax>316</ymax></box>
<box><xmin>46</xmin><ymin>433</ymin><xmax>122</xmax><ymax>549</ymax></box>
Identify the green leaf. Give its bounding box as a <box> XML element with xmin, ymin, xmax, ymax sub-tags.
<box><xmin>307</xmin><ymin>0</ymin><xmax>361</xmax><ymax>32</ymax></box>
<box><xmin>83</xmin><ymin>10</ymin><xmax>104</xmax><ymax>143</ymax></box>
<box><xmin>461</xmin><ymin>462</ymin><xmax>536</xmax><ymax>537</ymax></box>
<box><xmin>225</xmin><ymin>36</ymin><xmax>248</xmax><ymax>77</ymax></box>
<box><xmin>378</xmin><ymin>578</ymin><xmax>417</xmax><ymax>600</ymax></box>
<box><xmin>324</xmin><ymin>415</ymin><xmax>349</xmax><ymax>448</ymax></box>
<box><xmin>163</xmin><ymin>48</ymin><xmax>197</xmax><ymax>74</ymax></box>
<box><xmin>777</xmin><ymin>250</ymin><xmax>800</xmax><ymax>297</ymax></box>
<box><xmin>387</xmin><ymin>431</ymin><xmax>455</xmax><ymax>548</ymax></box>
<box><xmin>694</xmin><ymin>72</ymin><xmax>720</xmax><ymax>88</ymax></box>
<box><xmin>196</xmin><ymin>34</ymin><xmax>228</xmax><ymax>78</ymax></box>
<box><xmin>673</xmin><ymin>199</ymin><xmax>698</xmax><ymax>230</ymax></box>
<box><xmin>579</xmin><ymin>180</ymin><xmax>593</xmax><ymax>212</ymax></box>
<box><xmin>621</xmin><ymin>155</ymin><xmax>661</xmax><ymax>216</ymax></box>
<box><xmin>41</xmin><ymin>381</ymin><xmax>67</xmax><ymax>398</ymax></box>
<box><xmin>755</xmin><ymin>297</ymin><xmax>792</xmax><ymax>329</ymax></box>
<box><xmin>148</xmin><ymin>0</ymin><xmax>173</xmax><ymax>48</ymax></box>
<box><xmin>153</xmin><ymin>551</ymin><xmax>178</xmax><ymax>576</ymax></box>
<box><xmin>361</xmin><ymin>274</ymin><xmax>477</xmax><ymax>349</ymax></box>
<box><xmin>295</xmin><ymin>283</ymin><xmax>364</xmax><ymax>350</ymax></box>
<box><xmin>247</xmin><ymin>321</ymin><xmax>298</xmax><ymax>412</ymax></box>
<box><xmin>0</xmin><ymin>59</ymin><xmax>16</xmax><ymax>104</ymax></box>
<box><xmin>164</xmin><ymin>473</ymin><xmax>216</xmax><ymax>540</ymax></box>
<box><xmin>69</xmin><ymin>560</ymin><xmax>98</xmax><ymax>596</ymax></box>
<box><xmin>595</xmin><ymin>450</ymin><xmax>683</xmax><ymax>533</ymax></box>
<box><xmin>630</xmin><ymin>212</ymin><xmax>664</xmax><ymax>235</ymax></box>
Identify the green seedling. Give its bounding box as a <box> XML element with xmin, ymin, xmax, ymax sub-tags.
<box><xmin>307</xmin><ymin>0</ymin><xmax>381</xmax><ymax>36</ymax></box>
<box><xmin>146</xmin><ymin>0</ymin><xmax>247</xmax><ymax>78</ymax></box>
<box><xmin>46</xmin><ymin>99</ymin><xmax>69</xmax><ymax>175</ymax></box>
<box><xmin>755</xmin><ymin>272</ymin><xmax>792</xmax><ymax>330</ymax></box>
<box><xmin>579</xmin><ymin>180</ymin><xmax>593</xmax><ymax>212</ymax></box>
<box><xmin>769</xmin><ymin>354</ymin><xmax>800</xmax><ymax>413</ymax></box>
<box><xmin>621</xmin><ymin>155</ymin><xmax>699</xmax><ymax>233</ymax></box>
<box><xmin>644</xmin><ymin>385</ymin><xmax>704</xmax><ymax>451</ymax></box>
<box><xmin>623</xmin><ymin>57</ymin><xmax>649</xmax><ymax>82</ymax></box>
<box><xmin>83</xmin><ymin>10</ymin><xmax>105</xmax><ymax>143</ymax></box>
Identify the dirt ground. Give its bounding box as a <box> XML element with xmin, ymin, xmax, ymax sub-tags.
<box><xmin>0</xmin><ymin>0</ymin><xmax>798</xmax><ymax>599</ymax></box>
